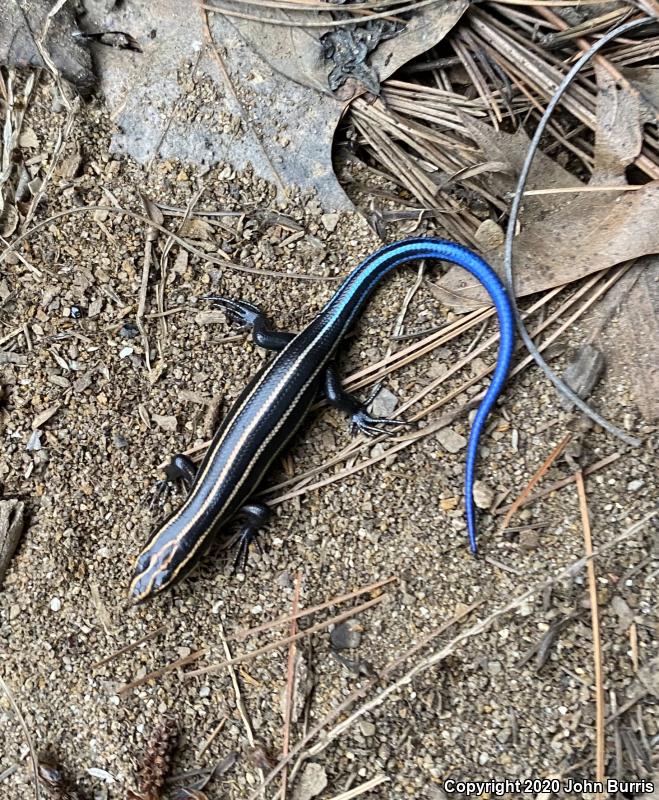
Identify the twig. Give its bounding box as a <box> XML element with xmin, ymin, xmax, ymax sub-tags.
<box><xmin>493</xmin><ymin>452</ymin><xmax>621</xmax><ymax>515</ymax></box>
<box><xmin>0</xmin><ymin>676</ymin><xmax>40</xmax><ymax>800</ymax></box>
<box><xmin>629</xmin><ymin>623</ymin><xmax>639</xmax><ymax>673</ymax></box>
<box><xmin>503</xmin><ymin>17</ymin><xmax>650</xmax><ymax>448</ymax></box>
<box><xmin>90</xmin><ymin>624</ymin><xmax>167</xmax><ymax>669</ymax></box>
<box><xmin>202</xmin><ymin>0</ymin><xmax>442</xmax><ymax>28</ymax></box>
<box><xmin>117</xmin><ymin>648</ymin><xmax>207</xmax><ymax>697</ymax></box>
<box><xmin>186</xmin><ymin>594</ymin><xmax>388</xmax><ymax>678</ymax></box>
<box><xmin>575</xmin><ymin>471</ymin><xmax>605</xmax><ymax>793</ymax></box>
<box><xmin>232</xmin><ymin>576</ymin><xmax>396</xmax><ymax>642</ymax></box>
<box><xmin>0</xmin><ymin>205</ymin><xmax>329</xmax><ymax>281</ymax></box>
<box><xmin>246</xmin><ymin>509</ymin><xmax>657</xmax><ymax>799</ymax></box>
<box><xmin>197</xmin><ymin>715</ymin><xmax>228</xmax><ymax>759</ymax></box>
<box><xmin>217</xmin><ymin>617</ymin><xmax>265</xmax><ymax>795</ymax></box>
<box><xmin>281</xmin><ymin>573</ymin><xmax>302</xmax><ymax>799</ymax></box>
<box><xmin>499</xmin><ymin>432</ymin><xmax>572</xmax><ymax>531</ymax></box>
<box><xmin>522</xmin><ymin>184</ymin><xmax>644</xmax><ymax>195</ymax></box>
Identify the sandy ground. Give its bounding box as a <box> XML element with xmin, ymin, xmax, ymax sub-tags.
<box><xmin>0</xmin><ymin>78</ymin><xmax>657</xmax><ymax>800</ymax></box>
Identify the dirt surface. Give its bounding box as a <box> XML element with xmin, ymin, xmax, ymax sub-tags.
<box><xmin>0</xmin><ymin>77</ymin><xmax>657</xmax><ymax>800</ymax></box>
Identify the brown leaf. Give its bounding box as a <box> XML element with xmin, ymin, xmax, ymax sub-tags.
<box><xmin>433</xmin><ymin>118</ymin><xmax>659</xmax><ymax>310</ymax></box>
<box><xmin>84</xmin><ymin>0</ymin><xmax>466</xmax><ymax>209</ymax></box>
<box><xmin>622</xmin><ymin>66</ymin><xmax>659</xmax><ymax>124</ymax></box>
<box><xmin>585</xmin><ymin>257</ymin><xmax>659</xmax><ymax>422</ymax></box>
<box><xmin>593</xmin><ymin>65</ymin><xmax>642</xmax><ymax>181</ymax></box>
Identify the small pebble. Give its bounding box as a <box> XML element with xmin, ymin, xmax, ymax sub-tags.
<box><xmin>360</xmin><ymin>721</ymin><xmax>376</xmax><ymax>737</ymax></box>
<box><xmin>369</xmin><ymin>387</ymin><xmax>398</xmax><ymax>418</ymax></box>
<box><xmin>627</xmin><ymin>479</ymin><xmax>644</xmax><ymax>492</ymax></box>
<box><xmin>50</xmin><ymin>597</ymin><xmax>61</xmax><ymax>612</ymax></box>
<box><xmin>472</xmin><ymin>480</ymin><xmax>494</xmax><ymax>510</ymax></box>
<box><xmin>331</xmin><ymin>620</ymin><xmax>362</xmax><ymax>650</ymax></box>
<box><xmin>320</xmin><ymin>213</ymin><xmax>340</xmax><ymax>232</ymax></box>
<box><xmin>519</xmin><ymin>530</ymin><xmax>539</xmax><ymax>550</ymax></box>
<box><xmin>436</xmin><ymin>427</ymin><xmax>467</xmax><ymax>454</ymax></box>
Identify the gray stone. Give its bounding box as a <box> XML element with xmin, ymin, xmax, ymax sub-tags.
<box><xmin>436</xmin><ymin>427</ymin><xmax>467</xmax><ymax>454</ymax></box>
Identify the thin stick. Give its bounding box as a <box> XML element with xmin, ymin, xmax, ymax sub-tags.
<box><xmin>629</xmin><ymin>623</ymin><xmax>639</xmax><ymax>673</ymax></box>
<box><xmin>247</xmin><ymin>510</ymin><xmax>656</xmax><ymax>799</ymax></box>
<box><xmin>522</xmin><ymin>184</ymin><xmax>644</xmax><ymax>195</ymax></box>
<box><xmin>186</xmin><ymin>594</ymin><xmax>387</xmax><ymax>678</ymax></box>
<box><xmin>502</xmin><ymin>17</ymin><xmax>650</xmax><ymax>448</ymax></box>
<box><xmin>499</xmin><ymin>433</ymin><xmax>572</xmax><ymax>531</ymax></box>
<box><xmin>575</xmin><ymin>471</ymin><xmax>605</xmax><ymax>792</ymax></box>
<box><xmin>197</xmin><ymin>715</ymin><xmax>228</xmax><ymax>759</ymax></box>
<box><xmin>117</xmin><ymin>648</ymin><xmax>208</xmax><ymax>696</ymax></box>
<box><xmin>90</xmin><ymin>624</ymin><xmax>168</xmax><ymax>669</ymax></box>
<box><xmin>202</xmin><ymin>0</ymin><xmax>443</xmax><ymax>28</ymax></box>
<box><xmin>0</xmin><ymin>205</ymin><xmax>328</xmax><ymax>282</ymax></box>
<box><xmin>281</xmin><ymin>573</ymin><xmax>303</xmax><ymax>799</ymax></box>
<box><xmin>217</xmin><ymin>618</ymin><xmax>264</xmax><ymax>796</ymax></box>
<box><xmin>232</xmin><ymin>576</ymin><xmax>396</xmax><ymax>641</ymax></box>
<box><xmin>493</xmin><ymin>452</ymin><xmax>621</xmax><ymax>515</ymax></box>
<box><xmin>0</xmin><ymin>677</ymin><xmax>40</xmax><ymax>800</ymax></box>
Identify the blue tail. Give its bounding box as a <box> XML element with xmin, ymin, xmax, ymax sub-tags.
<box><xmin>327</xmin><ymin>238</ymin><xmax>515</xmax><ymax>552</ymax></box>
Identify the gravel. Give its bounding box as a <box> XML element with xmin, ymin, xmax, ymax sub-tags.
<box><xmin>0</xmin><ymin>75</ymin><xmax>657</xmax><ymax>800</ymax></box>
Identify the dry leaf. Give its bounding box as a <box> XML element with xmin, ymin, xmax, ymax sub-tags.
<box><xmin>434</xmin><ymin>110</ymin><xmax>659</xmax><ymax>309</ymax></box>
<box><xmin>622</xmin><ymin>66</ymin><xmax>659</xmax><ymax>123</ymax></box>
<box><xmin>84</xmin><ymin>0</ymin><xmax>466</xmax><ymax>209</ymax></box>
<box><xmin>585</xmin><ymin>257</ymin><xmax>659</xmax><ymax>422</ymax></box>
<box><xmin>0</xmin><ymin>500</ymin><xmax>25</xmax><ymax>587</ymax></box>
<box><xmin>593</xmin><ymin>65</ymin><xmax>642</xmax><ymax>181</ymax></box>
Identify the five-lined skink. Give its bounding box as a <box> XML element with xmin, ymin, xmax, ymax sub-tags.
<box><xmin>130</xmin><ymin>238</ymin><xmax>514</xmax><ymax>602</ymax></box>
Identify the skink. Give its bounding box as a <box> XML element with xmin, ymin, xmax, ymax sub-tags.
<box><xmin>130</xmin><ymin>238</ymin><xmax>515</xmax><ymax>602</ymax></box>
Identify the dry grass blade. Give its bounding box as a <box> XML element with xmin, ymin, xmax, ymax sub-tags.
<box><xmin>232</xmin><ymin>576</ymin><xmax>395</xmax><ymax>641</ymax></box>
<box><xmin>202</xmin><ymin>0</ymin><xmax>443</xmax><ymax>27</ymax></box>
<box><xmin>90</xmin><ymin>624</ymin><xmax>167</xmax><ymax>669</ymax></box>
<box><xmin>575</xmin><ymin>471</ymin><xmax>605</xmax><ymax>793</ymax></box>
<box><xmin>499</xmin><ymin>432</ymin><xmax>572</xmax><ymax>531</ymax></box>
<box><xmin>281</xmin><ymin>573</ymin><xmax>303</xmax><ymax>799</ymax></box>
